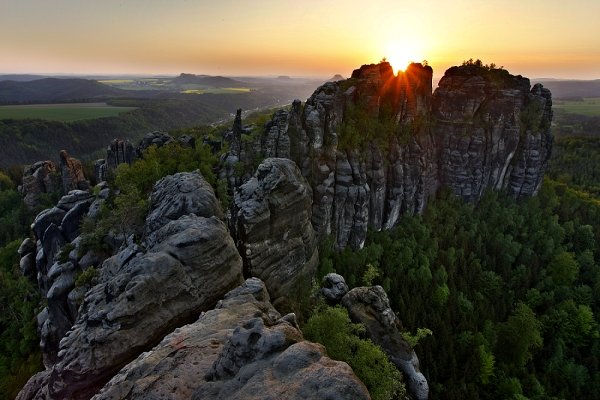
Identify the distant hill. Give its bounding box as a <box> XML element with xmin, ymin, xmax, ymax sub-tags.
<box><xmin>533</xmin><ymin>79</ymin><xmax>600</xmax><ymax>99</ymax></box>
<box><xmin>172</xmin><ymin>73</ymin><xmax>248</xmax><ymax>87</ymax></box>
<box><xmin>0</xmin><ymin>74</ymin><xmax>50</xmax><ymax>82</ymax></box>
<box><xmin>328</xmin><ymin>74</ymin><xmax>346</xmax><ymax>82</ymax></box>
<box><xmin>0</xmin><ymin>78</ymin><xmax>133</xmax><ymax>103</ymax></box>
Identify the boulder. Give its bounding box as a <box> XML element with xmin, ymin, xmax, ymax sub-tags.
<box><xmin>61</xmin><ymin>199</ymin><xmax>92</xmax><ymax>242</ymax></box>
<box><xmin>56</xmin><ymin>190</ymin><xmax>94</xmax><ymax>211</ymax></box>
<box><xmin>319</xmin><ymin>273</ymin><xmax>349</xmax><ymax>304</ymax></box>
<box><xmin>232</xmin><ymin>158</ymin><xmax>318</xmax><ymax>310</ymax></box>
<box><xmin>18</xmin><ymin>237</ymin><xmax>36</xmax><ymax>256</ymax></box>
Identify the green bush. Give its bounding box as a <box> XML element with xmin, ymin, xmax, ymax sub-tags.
<box><xmin>303</xmin><ymin>305</ymin><xmax>405</xmax><ymax>400</ymax></box>
<box><xmin>0</xmin><ymin>240</ymin><xmax>42</xmax><ymax>399</ymax></box>
<box><xmin>74</xmin><ymin>267</ymin><xmax>97</xmax><ymax>288</ymax></box>
<box><xmin>79</xmin><ymin>139</ymin><xmax>223</xmax><ymax>252</ymax></box>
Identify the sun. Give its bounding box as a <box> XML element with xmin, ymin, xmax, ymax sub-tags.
<box><xmin>387</xmin><ymin>53</ymin><xmax>413</xmax><ymax>73</ymax></box>
<box><xmin>385</xmin><ymin>44</ymin><xmax>423</xmax><ymax>73</ymax></box>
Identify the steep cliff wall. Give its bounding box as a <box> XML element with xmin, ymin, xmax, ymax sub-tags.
<box><xmin>248</xmin><ymin>62</ymin><xmax>552</xmax><ymax>249</ymax></box>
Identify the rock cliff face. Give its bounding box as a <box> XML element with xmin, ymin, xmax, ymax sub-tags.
<box><xmin>231</xmin><ymin>158</ymin><xmax>318</xmax><ymax>311</ymax></box>
<box><xmin>434</xmin><ymin>66</ymin><xmax>553</xmax><ymax>200</ymax></box>
<box><xmin>244</xmin><ymin>61</ymin><xmax>552</xmax><ymax>249</ymax></box>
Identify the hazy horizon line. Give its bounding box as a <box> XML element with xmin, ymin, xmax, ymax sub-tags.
<box><xmin>1</xmin><ymin>70</ymin><xmax>598</xmax><ymax>82</ymax></box>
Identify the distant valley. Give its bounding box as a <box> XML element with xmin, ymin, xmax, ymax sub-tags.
<box><xmin>0</xmin><ymin>73</ymin><xmax>326</xmax><ymax>168</ymax></box>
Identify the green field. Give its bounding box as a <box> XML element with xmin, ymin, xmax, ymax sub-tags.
<box><xmin>0</xmin><ymin>103</ymin><xmax>137</xmax><ymax>122</ymax></box>
<box><xmin>181</xmin><ymin>87</ymin><xmax>252</xmax><ymax>95</ymax></box>
<box><xmin>553</xmin><ymin>97</ymin><xmax>600</xmax><ymax>116</ymax></box>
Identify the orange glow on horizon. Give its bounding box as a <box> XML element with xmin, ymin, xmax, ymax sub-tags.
<box><xmin>0</xmin><ymin>1</ymin><xmax>598</xmax><ymax>79</ymax></box>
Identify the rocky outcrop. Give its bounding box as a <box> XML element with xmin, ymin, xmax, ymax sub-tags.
<box><xmin>24</xmin><ymin>189</ymin><xmax>96</xmax><ymax>366</ymax></box>
<box><xmin>231</xmin><ymin>158</ymin><xmax>318</xmax><ymax>311</ymax></box>
<box><xmin>434</xmin><ymin>66</ymin><xmax>553</xmax><ymax>200</ymax></box>
<box><xmin>137</xmin><ymin>131</ymin><xmax>195</xmax><ymax>156</ymax></box>
<box><xmin>94</xmin><ymin>139</ymin><xmax>136</xmax><ymax>182</ymax></box>
<box><xmin>87</xmin><ymin>278</ymin><xmax>369</xmax><ymax>400</ymax></box>
<box><xmin>47</xmin><ymin>214</ymin><xmax>243</xmax><ymax>400</ymax></box>
<box><xmin>45</xmin><ymin>172</ymin><xmax>242</xmax><ymax>400</ymax></box>
<box><xmin>144</xmin><ymin>171</ymin><xmax>224</xmax><ymax>246</ymax></box>
<box><xmin>94</xmin><ymin>133</ymin><xmax>196</xmax><ymax>182</ymax></box>
<box><xmin>19</xmin><ymin>161</ymin><xmax>60</xmax><ymax>210</ymax></box>
<box><xmin>319</xmin><ymin>273</ymin><xmax>349</xmax><ymax>304</ymax></box>
<box><xmin>243</xmin><ymin>61</ymin><xmax>552</xmax><ymax>249</ymax></box>
<box><xmin>59</xmin><ymin>150</ymin><xmax>89</xmax><ymax>192</ymax></box>
<box><xmin>18</xmin><ymin>171</ymin><xmax>245</xmax><ymax>400</ymax></box>
<box><xmin>342</xmin><ymin>285</ymin><xmax>428</xmax><ymax>400</ymax></box>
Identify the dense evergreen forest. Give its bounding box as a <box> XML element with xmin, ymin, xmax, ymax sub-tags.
<box><xmin>2</xmin><ymin>115</ymin><xmax>600</xmax><ymax>398</ymax></box>
<box><xmin>320</xmin><ymin>180</ymin><xmax>600</xmax><ymax>399</ymax></box>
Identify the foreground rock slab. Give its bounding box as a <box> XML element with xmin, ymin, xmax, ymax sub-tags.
<box><xmin>92</xmin><ymin>278</ymin><xmax>370</xmax><ymax>400</ymax></box>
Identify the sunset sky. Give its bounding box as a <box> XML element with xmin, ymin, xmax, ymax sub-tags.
<box><xmin>1</xmin><ymin>0</ymin><xmax>599</xmax><ymax>79</ymax></box>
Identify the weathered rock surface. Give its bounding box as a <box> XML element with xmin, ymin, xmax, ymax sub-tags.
<box><xmin>18</xmin><ymin>171</ymin><xmax>245</xmax><ymax>400</ymax></box>
<box><xmin>434</xmin><ymin>66</ymin><xmax>553</xmax><ymax>200</ymax></box>
<box><xmin>231</xmin><ymin>158</ymin><xmax>318</xmax><ymax>310</ymax></box>
<box><xmin>36</xmin><ymin>172</ymin><xmax>243</xmax><ymax>400</ymax></box>
<box><xmin>135</xmin><ymin>131</ymin><xmax>179</xmax><ymax>157</ymax></box>
<box><xmin>47</xmin><ymin>215</ymin><xmax>243</xmax><ymax>399</ymax></box>
<box><xmin>23</xmin><ymin>189</ymin><xmax>97</xmax><ymax>366</ymax></box>
<box><xmin>15</xmin><ymin>370</ymin><xmax>51</xmax><ymax>400</ymax></box>
<box><xmin>94</xmin><ymin>139</ymin><xmax>136</xmax><ymax>182</ymax></box>
<box><xmin>144</xmin><ymin>171</ymin><xmax>224</xmax><ymax>246</ymax></box>
<box><xmin>91</xmin><ymin>278</ymin><xmax>369</xmax><ymax>400</ymax></box>
<box><xmin>19</xmin><ymin>161</ymin><xmax>60</xmax><ymax>210</ymax></box>
<box><xmin>320</xmin><ymin>273</ymin><xmax>349</xmax><ymax>304</ymax></box>
<box><xmin>59</xmin><ymin>150</ymin><xmax>89</xmax><ymax>192</ymax></box>
<box><xmin>342</xmin><ymin>286</ymin><xmax>429</xmax><ymax>400</ymax></box>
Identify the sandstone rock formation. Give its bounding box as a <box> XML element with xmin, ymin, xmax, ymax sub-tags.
<box><xmin>320</xmin><ymin>272</ymin><xmax>349</xmax><ymax>304</ymax></box>
<box><xmin>144</xmin><ymin>171</ymin><xmax>224</xmax><ymax>246</ymax></box>
<box><xmin>59</xmin><ymin>150</ymin><xmax>89</xmax><ymax>192</ymax></box>
<box><xmin>90</xmin><ymin>278</ymin><xmax>369</xmax><ymax>400</ymax></box>
<box><xmin>18</xmin><ymin>171</ymin><xmax>245</xmax><ymax>400</ymax></box>
<box><xmin>19</xmin><ymin>161</ymin><xmax>60</xmax><ymax>210</ymax></box>
<box><xmin>94</xmin><ymin>139</ymin><xmax>136</xmax><ymax>182</ymax></box>
<box><xmin>25</xmin><ymin>189</ymin><xmax>95</xmax><ymax>365</ymax></box>
<box><xmin>434</xmin><ymin>66</ymin><xmax>553</xmax><ymax>200</ymax></box>
<box><xmin>342</xmin><ymin>285</ymin><xmax>429</xmax><ymax>400</ymax></box>
<box><xmin>94</xmin><ymin>132</ymin><xmax>196</xmax><ymax>182</ymax></box>
<box><xmin>231</xmin><ymin>158</ymin><xmax>318</xmax><ymax>311</ymax></box>
<box><xmin>242</xmin><ymin>61</ymin><xmax>552</xmax><ymax>249</ymax></box>
<box><xmin>143</xmin><ymin>131</ymin><xmax>195</xmax><ymax>153</ymax></box>
<box><xmin>48</xmin><ymin>215</ymin><xmax>243</xmax><ymax>399</ymax></box>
